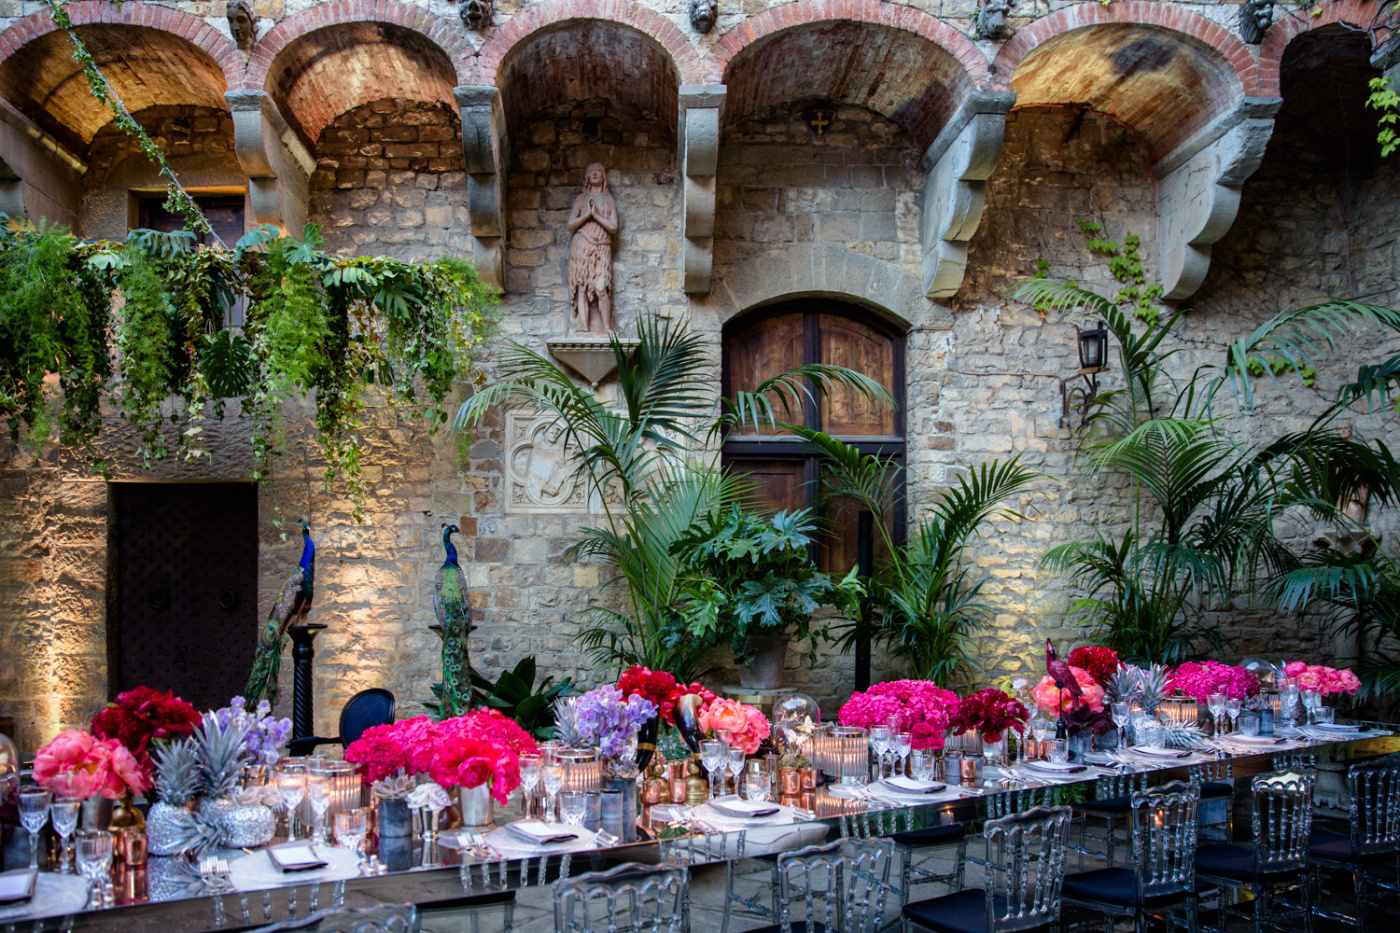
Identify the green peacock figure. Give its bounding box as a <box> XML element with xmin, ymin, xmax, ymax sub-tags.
<box><xmin>434</xmin><ymin>523</ymin><xmax>473</xmax><ymax>718</ymax></box>
<box><xmin>242</xmin><ymin>521</ymin><xmax>315</xmax><ymax>706</ymax></box>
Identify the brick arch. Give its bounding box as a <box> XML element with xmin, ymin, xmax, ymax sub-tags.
<box><xmin>992</xmin><ymin>2</ymin><xmax>1255</xmax><ymax>92</ymax></box>
<box><xmin>1257</xmin><ymin>0</ymin><xmax>1394</xmax><ymax>96</ymax></box>
<box><xmin>473</xmin><ymin>0</ymin><xmax>704</xmax><ymax>86</ymax></box>
<box><xmin>713</xmin><ymin>0</ymin><xmax>990</xmax><ymax>88</ymax></box>
<box><xmin>244</xmin><ymin>0</ymin><xmax>474</xmax><ymax>92</ymax></box>
<box><xmin>0</xmin><ymin>1</ymin><xmax>241</xmax><ymax>89</ymax></box>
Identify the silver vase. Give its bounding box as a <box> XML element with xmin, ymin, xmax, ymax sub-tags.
<box><xmin>459</xmin><ymin>784</ymin><xmax>494</xmax><ymax>831</ymax></box>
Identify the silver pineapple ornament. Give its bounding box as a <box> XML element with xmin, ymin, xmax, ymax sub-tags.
<box><xmin>147</xmin><ymin>738</ymin><xmax>200</xmax><ymax>856</ymax></box>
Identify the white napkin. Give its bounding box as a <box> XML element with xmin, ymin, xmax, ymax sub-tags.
<box><xmin>503</xmin><ymin>820</ymin><xmax>579</xmax><ymax>844</ymax></box>
<box><xmin>0</xmin><ymin>870</ymin><xmax>36</xmax><ymax>906</ymax></box>
<box><xmin>1024</xmin><ymin>760</ymin><xmax>1088</xmax><ymax>773</ymax></box>
<box><xmin>882</xmin><ymin>776</ymin><xmax>946</xmax><ymax>794</ymax></box>
<box><xmin>709</xmin><ymin>796</ymin><xmax>781</xmax><ymax>818</ymax></box>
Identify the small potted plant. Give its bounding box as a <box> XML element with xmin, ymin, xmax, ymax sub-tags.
<box><xmin>674</xmin><ymin>506</ymin><xmax>863</xmax><ymax>689</ymax></box>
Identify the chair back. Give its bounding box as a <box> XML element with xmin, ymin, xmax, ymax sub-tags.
<box><xmin>982</xmin><ymin>805</ymin><xmax>1073</xmax><ymax>933</ymax></box>
<box><xmin>553</xmin><ymin>862</ymin><xmax>688</xmax><ymax>933</ymax></box>
<box><xmin>1096</xmin><ymin>770</ymin><xmax>1148</xmax><ymax>800</ymax></box>
<box><xmin>340</xmin><ymin>689</ymin><xmax>395</xmax><ymax>747</ymax></box>
<box><xmin>1348</xmin><ymin>756</ymin><xmax>1400</xmax><ymax>857</ymax></box>
<box><xmin>250</xmin><ymin>904</ymin><xmax>419</xmax><ymax>932</ymax></box>
<box><xmin>1129</xmin><ymin>781</ymin><xmax>1199</xmax><ymax>903</ymax></box>
<box><xmin>1251</xmin><ymin>767</ymin><xmax>1316</xmax><ymax>877</ymax></box>
<box><xmin>842</xmin><ymin>837</ymin><xmax>897</xmax><ymax>933</ymax></box>
<box><xmin>841</xmin><ymin>805</ymin><xmax>911</xmax><ymax>839</ymax></box>
<box><xmin>986</xmin><ymin>787</ymin><xmax>1051</xmax><ymax>819</ymax></box>
<box><xmin>773</xmin><ymin>840</ymin><xmax>846</xmax><ymax>933</ymax></box>
<box><xmin>1187</xmin><ymin>754</ymin><xmax>1233</xmax><ymax>786</ymax></box>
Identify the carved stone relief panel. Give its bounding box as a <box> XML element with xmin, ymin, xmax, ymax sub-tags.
<box><xmin>505</xmin><ymin>413</ymin><xmax>587</xmax><ymax>513</ymax></box>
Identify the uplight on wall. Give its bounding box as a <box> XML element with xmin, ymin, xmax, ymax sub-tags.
<box><xmin>1059</xmin><ymin>321</ymin><xmax>1109</xmax><ymax>428</ymax></box>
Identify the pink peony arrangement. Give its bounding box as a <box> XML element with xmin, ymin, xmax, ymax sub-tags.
<box><xmin>1168</xmin><ymin>661</ymin><xmax>1260</xmax><ymax>703</ymax></box>
<box><xmin>698</xmin><ymin>699</ymin><xmax>770</xmax><ymax>755</ymax></box>
<box><xmin>838</xmin><ymin>680</ymin><xmax>960</xmax><ymax>751</ymax></box>
<box><xmin>1284</xmin><ymin>662</ymin><xmax>1361</xmax><ymax>696</ymax></box>
<box><xmin>345</xmin><ymin>710</ymin><xmax>538</xmax><ymax>804</ymax></box>
<box><xmin>33</xmin><ymin>729</ymin><xmax>150</xmax><ymax>800</ymax></box>
<box><xmin>1031</xmin><ymin>667</ymin><xmax>1106</xmax><ymax>715</ymax></box>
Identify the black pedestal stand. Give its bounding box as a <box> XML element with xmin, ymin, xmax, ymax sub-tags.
<box><xmin>288</xmin><ymin>623</ymin><xmax>327</xmax><ymax>756</ymax></box>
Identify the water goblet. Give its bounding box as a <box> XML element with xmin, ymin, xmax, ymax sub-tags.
<box><xmin>700</xmin><ymin>740</ymin><xmax>725</xmax><ymax>799</ymax></box>
<box><xmin>49</xmin><ymin>796</ymin><xmax>81</xmax><ymax>874</ymax></box>
<box><xmin>1110</xmin><ymin>702</ymin><xmax>1132</xmax><ymax>748</ymax></box>
<box><xmin>1302</xmin><ymin>689</ymin><xmax>1323</xmax><ymax>725</ymax></box>
<box><xmin>276</xmin><ymin>769</ymin><xmax>307</xmax><ymax>840</ymax></box>
<box><xmin>333</xmin><ymin>808</ymin><xmax>367</xmax><ymax>862</ymax></box>
<box><xmin>519</xmin><ymin>753</ymin><xmax>543</xmax><ymax>818</ymax></box>
<box><xmin>541</xmin><ymin>763</ymin><xmax>565</xmax><ymax>823</ymax></box>
<box><xmin>1225</xmin><ymin>698</ymin><xmax>1242</xmax><ymax>735</ymax></box>
<box><xmin>75</xmin><ymin>829</ymin><xmax>113</xmax><ymax>905</ymax></box>
<box><xmin>306</xmin><ymin>771</ymin><xmax>332</xmax><ymax>844</ymax></box>
<box><xmin>559</xmin><ymin>791</ymin><xmax>588</xmax><ymax>827</ymax></box>
<box><xmin>726</xmin><ymin>747</ymin><xmax>746</xmax><ymax>795</ymax></box>
<box><xmin>868</xmin><ymin>726</ymin><xmax>892</xmax><ymax>780</ymax></box>
<box><xmin>745</xmin><ymin>770</ymin><xmax>771</xmax><ymax>803</ymax></box>
<box><xmin>18</xmin><ymin>787</ymin><xmax>51</xmax><ymax>870</ymax></box>
<box><xmin>1207</xmin><ymin>693</ymin><xmax>1229</xmax><ymax>736</ymax></box>
<box><xmin>893</xmin><ymin>732</ymin><xmax>913</xmax><ymax>777</ymax></box>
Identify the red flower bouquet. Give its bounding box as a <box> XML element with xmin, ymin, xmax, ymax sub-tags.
<box><xmin>91</xmin><ymin>686</ymin><xmax>201</xmax><ymax>762</ymax></box>
<box><xmin>1066</xmin><ymin>646</ymin><xmax>1120</xmax><ymax>687</ymax></box>
<box><xmin>34</xmin><ymin>730</ymin><xmax>150</xmax><ymax>800</ymax></box>
<box><xmin>948</xmin><ymin>688</ymin><xmax>1029</xmax><ymax>744</ymax></box>
<box><xmin>618</xmin><ymin>666</ymin><xmax>680</xmax><ymax>725</ymax></box>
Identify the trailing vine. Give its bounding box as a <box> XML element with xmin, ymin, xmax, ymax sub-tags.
<box><xmin>0</xmin><ymin>222</ymin><xmax>499</xmax><ymax>520</ymax></box>
<box><xmin>1368</xmin><ymin>76</ymin><xmax>1400</xmax><ymax>157</ymax></box>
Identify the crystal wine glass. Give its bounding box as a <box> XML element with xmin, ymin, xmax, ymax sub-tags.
<box><xmin>49</xmin><ymin>795</ymin><xmax>81</xmax><ymax>874</ymax></box>
<box><xmin>868</xmin><ymin>726</ymin><xmax>891</xmax><ymax>780</ymax></box>
<box><xmin>1225</xmin><ymin>698</ymin><xmax>1242</xmax><ymax>735</ymax></box>
<box><xmin>333</xmin><ymin>808</ymin><xmax>367</xmax><ymax>863</ymax></box>
<box><xmin>541</xmin><ymin>763</ymin><xmax>564</xmax><ymax>823</ymax></box>
<box><xmin>18</xmin><ymin>787</ymin><xmax>51</xmax><ymax>870</ymax></box>
<box><xmin>726</xmin><ymin>747</ymin><xmax>745</xmax><ymax>796</ymax></box>
<box><xmin>518</xmin><ymin>753</ymin><xmax>542</xmax><ymax>818</ymax></box>
<box><xmin>75</xmin><ymin>829</ymin><xmax>113</xmax><ymax>906</ymax></box>
<box><xmin>1302</xmin><ymin>689</ymin><xmax>1323</xmax><ymax>725</ymax></box>
<box><xmin>1207</xmin><ymin>693</ymin><xmax>1229</xmax><ymax>736</ymax></box>
<box><xmin>306</xmin><ymin>771</ymin><xmax>331</xmax><ymax>844</ymax></box>
<box><xmin>700</xmin><ymin>740</ymin><xmax>725</xmax><ymax>799</ymax></box>
<box><xmin>1110</xmin><ymin>702</ymin><xmax>1132</xmax><ymax>748</ymax></box>
<box><xmin>276</xmin><ymin>770</ymin><xmax>307</xmax><ymax>840</ymax></box>
<box><xmin>893</xmin><ymin>732</ymin><xmax>913</xmax><ymax>777</ymax></box>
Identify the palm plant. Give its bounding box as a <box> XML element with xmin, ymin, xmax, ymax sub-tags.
<box><xmin>451</xmin><ymin>316</ymin><xmax>891</xmax><ymax>683</ymax></box>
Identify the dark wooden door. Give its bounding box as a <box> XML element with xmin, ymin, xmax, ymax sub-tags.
<box><xmin>110</xmin><ymin>483</ymin><xmax>258</xmax><ymax>711</ymax></box>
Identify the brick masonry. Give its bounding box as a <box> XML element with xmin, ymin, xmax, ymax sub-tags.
<box><xmin>0</xmin><ymin>0</ymin><xmax>1398</xmax><ymax>749</ymax></box>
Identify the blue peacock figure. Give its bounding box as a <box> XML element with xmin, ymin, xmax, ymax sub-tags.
<box><xmin>242</xmin><ymin>521</ymin><xmax>315</xmax><ymax>706</ymax></box>
<box><xmin>434</xmin><ymin>524</ymin><xmax>473</xmax><ymax>718</ymax></box>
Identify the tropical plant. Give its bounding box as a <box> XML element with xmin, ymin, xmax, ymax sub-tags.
<box><xmin>451</xmin><ymin>316</ymin><xmax>891</xmax><ymax>682</ymax></box>
<box><xmin>465</xmin><ymin>657</ymin><xmax>574</xmax><ymax>740</ymax></box>
<box><xmin>671</xmin><ymin>505</ymin><xmax>862</xmax><ymax>665</ymax></box>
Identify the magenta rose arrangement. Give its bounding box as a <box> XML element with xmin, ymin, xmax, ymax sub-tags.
<box><xmin>1284</xmin><ymin>662</ymin><xmax>1361</xmax><ymax>696</ymax></box>
<box><xmin>1168</xmin><ymin>661</ymin><xmax>1260</xmax><ymax>702</ymax></box>
<box><xmin>838</xmin><ymin>680</ymin><xmax>960</xmax><ymax>751</ymax></box>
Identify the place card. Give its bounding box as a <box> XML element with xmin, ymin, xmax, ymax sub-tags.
<box><xmin>882</xmin><ymin>776</ymin><xmax>946</xmax><ymax>794</ymax></box>
<box><xmin>709</xmin><ymin>797</ymin><xmax>780</xmax><ymax>818</ymax></box>
<box><xmin>504</xmin><ymin>820</ymin><xmax>579</xmax><ymax>845</ymax></box>
<box><xmin>0</xmin><ymin>869</ymin><xmax>36</xmax><ymax>906</ymax></box>
<box><xmin>266</xmin><ymin>843</ymin><xmax>329</xmax><ymax>872</ymax></box>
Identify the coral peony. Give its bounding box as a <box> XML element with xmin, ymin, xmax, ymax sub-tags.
<box><xmin>699</xmin><ymin>699</ymin><xmax>769</xmax><ymax>754</ymax></box>
<box><xmin>33</xmin><ymin>730</ymin><xmax>150</xmax><ymax>800</ymax></box>
<box><xmin>1031</xmin><ymin>667</ymin><xmax>1105</xmax><ymax>715</ymax></box>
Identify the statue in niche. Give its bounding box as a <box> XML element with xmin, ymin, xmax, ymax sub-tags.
<box><xmin>567</xmin><ymin>163</ymin><xmax>618</xmax><ymax>335</ymax></box>
<box><xmin>975</xmin><ymin>0</ymin><xmax>1014</xmax><ymax>41</ymax></box>
<box><xmin>1238</xmin><ymin>0</ymin><xmax>1273</xmax><ymax>44</ymax></box>
<box><xmin>690</xmin><ymin>0</ymin><xmax>718</xmax><ymax>34</ymax></box>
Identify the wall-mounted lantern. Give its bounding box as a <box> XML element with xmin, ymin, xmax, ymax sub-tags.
<box><xmin>1060</xmin><ymin>321</ymin><xmax>1109</xmax><ymax>427</ymax></box>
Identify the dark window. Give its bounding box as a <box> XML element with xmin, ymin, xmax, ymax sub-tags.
<box><xmin>108</xmin><ymin>483</ymin><xmax>259</xmax><ymax>711</ymax></box>
<box><xmin>137</xmin><ymin>195</ymin><xmax>247</xmax><ymax>326</ymax></box>
<box><xmin>722</xmin><ymin>301</ymin><xmax>906</xmax><ymax>573</ymax></box>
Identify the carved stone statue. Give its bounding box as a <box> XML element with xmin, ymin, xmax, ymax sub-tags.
<box><xmin>1238</xmin><ymin>0</ymin><xmax>1273</xmax><ymax>44</ymax></box>
<box><xmin>975</xmin><ymin>0</ymin><xmax>1014</xmax><ymax>41</ymax></box>
<box><xmin>227</xmin><ymin>0</ymin><xmax>257</xmax><ymax>50</ymax></box>
<box><xmin>567</xmin><ymin>163</ymin><xmax>618</xmax><ymax>335</ymax></box>
<box><xmin>690</xmin><ymin>0</ymin><xmax>718</xmax><ymax>34</ymax></box>
<box><xmin>461</xmin><ymin>0</ymin><xmax>492</xmax><ymax>31</ymax></box>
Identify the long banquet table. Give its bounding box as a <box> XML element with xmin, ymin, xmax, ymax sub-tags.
<box><xmin>7</xmin><ymin>727</ymin><xmax>1398</xmax><ymax>933</ymax></box>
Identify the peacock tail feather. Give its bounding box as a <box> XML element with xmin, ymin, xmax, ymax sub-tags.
<box><xmin>434</xmin><ymin>525</ymin><xmax>472</xmax><ymax>718</ymax></box>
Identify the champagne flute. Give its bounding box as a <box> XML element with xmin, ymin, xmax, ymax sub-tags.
<box><xmin>541</xmin><ymin>763</ymin><xmax>564</xmax><ymax>823</ymax></box>
<box><xmin>49</xmin><ymin>795</ymin><xmax>81</xmax><ymax>874</ymax></box>
<box><xmin>894</xmin><ymin>732</ymin><xmax>913</xmax><ymax>777</ymax></box>
<box><xmin>726</xmin><ymin>747</ymin><xmax>745</xmax><ymax>797</ymax></box>
<box><xmin>1207</xmin><ymin>693</ymin><xmax>1229</xmax><ymax>736</ymax></box>
<box><xmin>1280</xmin><ymin>683</ymin><xmax>1301</xmax><ymax>728</ymax></box>
<box><xmin>306</xmin><ymin>771</ymin><xmax>331</xmax><ymax>844</ymax></box>
<box><xmin>18</xmin><ymin>787</ymin><xmax>51</xmax><ymax>870</ymax></box>
<box><xmin>700</xmin><ymin>740</ymin><xmax>725</xmax><ymax>799</ymax></box>
<box><xmin>276</xmin><ymin>769</ymin><xmax>307</xmax><ymax>840</ymax></box>
<box><xmin>868</xmin><ymin>726</ymin><xmax>891</xmax><ymax>780</ymax></box>
<box><xmin>1225</xmin><ymin>698</ymin><xmax>1242</xmax><ymax>735</ymax></box>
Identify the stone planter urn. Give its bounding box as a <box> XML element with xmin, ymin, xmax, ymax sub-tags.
<box><xmin>739</xmin><ymin>635</ymin><xmax>789</xmax><ymax>689</ymax></box>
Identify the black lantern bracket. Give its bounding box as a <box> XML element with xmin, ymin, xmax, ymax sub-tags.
<box><xmin>1059</xmin><ymin>321</ymin><xmax>1109</xmax><ymax>428</ymax></box>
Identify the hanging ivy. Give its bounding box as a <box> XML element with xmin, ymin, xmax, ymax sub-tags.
<box><xmin>0</xmin><ymin>221</ymin><xmax>499</xmax><ymax>519</ymax></box>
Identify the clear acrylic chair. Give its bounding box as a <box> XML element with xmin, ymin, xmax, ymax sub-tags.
<box><xmin>249</xmin><ymin>903</ymin><xmax>419</xmax><ymax>932</ymax></box>
<box><xmin>553</xmin><ymin>861</ymin><xmax>689</xmax><ymax>933</ymax></box>
<box><xmin>1075</xmin><ymin>770</ymin><xmax>1151</xmax><ymax>866</ymax></box>
<box><xmin>1063</xmin><ymin>780</ymin><xmax>1201</xmax><ymax>933</ymax></box>
<box><xmin>736</xmin><ymin>839</ymin><xmax>846</xmax><ymax>933</ymax></box>
<box><xmin>1187</xmin><ymin>755</ymin><xmax>1234</xmax><ymax>843</ymax></box>
<box><xmin>1194</xmin><ymin>766</ymin><xmax>1316</xmax><ymax>933</ymax></box>
<box><xmin>1309</xmin><ymin>755</ymin><xmax>1400</xmax><ymax>929</ymax></box>
<box><xmin>902</xmin><ymin>805</ymin><xmax>1074</xmax><ymax>933</ymax></box>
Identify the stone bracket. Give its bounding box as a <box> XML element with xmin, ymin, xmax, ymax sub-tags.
<box><xmin>679</xmin><ymin>84</ymin><xmax>725</xmax><ymax>295</ymax></box>
<box><xmin>0</xmin><ymin>98</ymin><xmax>85</xmax><ymax>227</ymax></box>
<box><xmin>920</xmin><ymin>91</ymin><xmax>1015</xmax><ymax>301</ymax></box>
<box><xmin>456</xmin><ymin>86</ymin><xmax>508</xmax><ymax>290</ymax></box>
<box><xmin>1155</xmin><ymin>97</ymin><xmax>1281</xmax><ymax>301</ymax></box>
<box><xmin>225</xmin><ymin>90</ymin><xmax>312</xmax><ymax>236</ymax></box>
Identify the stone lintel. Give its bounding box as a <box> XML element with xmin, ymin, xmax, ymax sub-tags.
<box><xmin>0</xmin><ymin>99</ymin><xmax>85</xmax><ymax>227</ymax></box>
<box><xmin>1156</xmin><ymin>97</ymin><xmax>1280</xmax><ymax>301</ymax></box>
<box><xmin>225</xmin><ymin>90</ymin><xmax>312</xmax><ymax>236</ymax></box>
<box><xmin>920</xmin><ymin>91</ymin><xmax>1015</xmax><ymax>301</ymax></box>
<box><xmin>456</xmin><ymin>85</ymin><xmax>507</xmax><ymax>290</ymax></box>
<box><xmin>680</xmin><ymin>84</ymin><xmax>725</xmax><ymax>296</ymax></box>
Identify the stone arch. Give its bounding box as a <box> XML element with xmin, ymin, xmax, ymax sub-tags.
<box><xmin>1257</xmin><ymin>0</ymin><xmax>1394</xmax><ymax>96</ymax></box>
<box><xmin>473</xmin><ymin>0</ymin><xmax>704</xmax><ymax>87</ymax></box>
<box><xmin>708</xmin><ymin>244</ymin><xmax>928</xmax><ymax>330</ymax></box>
<box><xmin>0</xmin><ymin>5</ymin><xmax>238</xmax><ymax>153</ymax></box>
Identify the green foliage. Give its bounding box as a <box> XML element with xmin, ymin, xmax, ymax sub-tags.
<box><xmin>1246</xmin><ymin>357</ymin><xmax>1316</xmax><ymax>387</ymax></box>
<box><xmin>0</xmin><ymin>222</ymin><xmax>498</xmax><ymax>515</ymax></box>
<box><xmin>673</xmin><ymin>506</ymin><xmax>862</xmax><ymax>665</ymax></box>
<box><xmin>1368</xmin><ymin>76</ymin><xmax>1400</xmax><ymax>158</ymax></box>
<box><xmin>468</xmin><ymin>657</ymin><xmax>574</xmax><ymax>739</ymax></box>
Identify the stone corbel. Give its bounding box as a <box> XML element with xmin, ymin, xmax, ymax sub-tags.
<box><xmin>225</xmin><ymin>90</ymin><xmax>313</xmax><ymax>236</ymax></box>
<box><xmin>679</xmin><ymin>85</ymin><xmax>724</xmax><ymax>295</ymax></box>
<box><xmin>1155</xmin><ymin>98</ymin><xmax>1281</xmax><ymax>300</ymax></box>
<box><xmin>0</xmin><ymin>98</ymin><xmax>84</xmax><ymax>227</ymax></box>
<box><xmin>920</xmin><ymin>91</ymin><xmax>1015</xmax><ymax>300</ymax></box>
<box><xmin>456</xmin><ymin>86</ymin><xmax>508</xmax><ymax>290</ymax></box>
